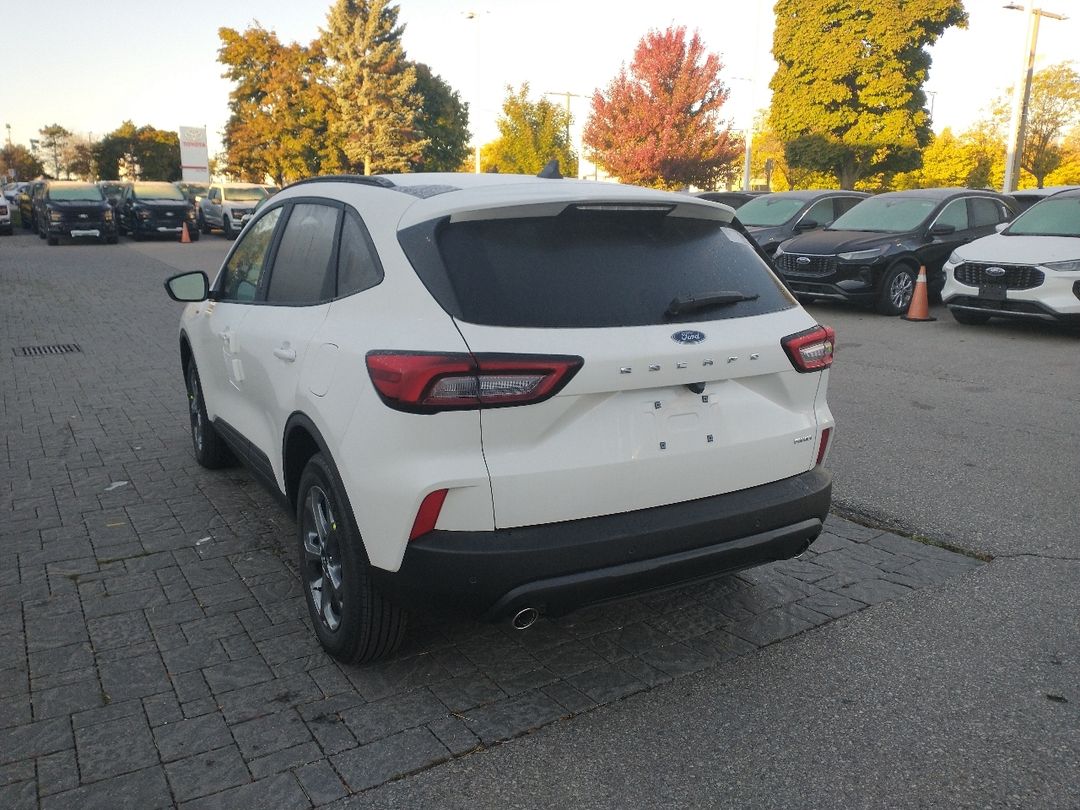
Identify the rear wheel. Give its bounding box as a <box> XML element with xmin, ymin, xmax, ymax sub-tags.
<box><xmin>297</xmin><ymin>453</ymin><xmax>406</xmax><ymax>664</ymax></box>
<box><xmin>876</xmin><ymin>264</ymin><xmax>916</xmax><ymax>316</ymax></box>
<box><xmin>185</xmin><ymin>361</ymin><xmax>234</xmax><ymax>469</ymax></box>
<box><xmin>951</xmin><ymin>308</ymin><xmax>991</xmax><ymax>325</ymax></box>
<box><xmin>199</xmin><ymin>212</ymin><xmax>211</xmax><ymax>234</ymax></box>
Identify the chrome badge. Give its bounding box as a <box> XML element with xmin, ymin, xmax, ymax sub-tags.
<box><xmin>671</xmin><ymin>330</ymin><xmax>706</xmax><ymax>345</ymax></box>
<box><xmin>985</xmin><ymin>266</ymin><xmax>1006</xmax><ymax>277</ymax></box>
<box><xmin>796</xmin><ymin>256</ymin><xmax>811</xmax><ymax>265</ymax></box>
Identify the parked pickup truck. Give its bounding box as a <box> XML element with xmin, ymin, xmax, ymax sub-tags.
<box><xmin>198</xmin><ymin>182</ymin><xmax>268</xmax><ymax>239</ymax></box>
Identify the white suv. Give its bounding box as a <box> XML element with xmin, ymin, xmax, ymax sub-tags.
<box><xmin>165</xmin><ymin>173</ymin><xmax>836</xmax><ymax>663</ymax></box>
<box><xmin>943</xmin><ymin>187</ymin><xmax>1080</xmax><ymax>326</ymax></box>
<box><xmin>198</xmin><ymin>182</ymin><xmax>268</xmax><ymax>238</ymax></box>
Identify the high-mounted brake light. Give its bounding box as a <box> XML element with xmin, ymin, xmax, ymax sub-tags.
<box><xmin>365</xmin><ymin>352</ymin><xmax>583</xmax><ymax>413</ymax></box>
<box><xmin>781</xmin><ymin>325</ymin><xmax>835</xmax><ymax>373</ymax></box>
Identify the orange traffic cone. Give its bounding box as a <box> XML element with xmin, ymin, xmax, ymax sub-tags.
<box><xmin>181</xmin><ymin>222</ymin><xmax>192</xmax><ymax>244</ymax></box>
<box><xmin>901</xmin><ymin>265</ymin><xmax>936</xmax><ymax>322</ymax></box>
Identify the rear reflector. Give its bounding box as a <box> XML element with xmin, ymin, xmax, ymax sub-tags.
<box><xmin>816</xmin><ymin>427</ymin><xmax>832</xmax><ymax>466</ymax></box>
<box><xmin>409</xmin><ymin>488</ymin><xmax>448</xmax><ymax>540</ymax></box>
<box><xmin>366</xmin><ymin>351</ymin><xmax>583</xmax><ymax>413</ymax></box>
<box><xmin>782</xmin><ymin>325</ymin><xmax>835</xmax><ymax>373</ymax></box>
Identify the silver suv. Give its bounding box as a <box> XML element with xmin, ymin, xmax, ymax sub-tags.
<box><xmin>198</xmin><ymin>182</ymin><xmax>269</xmax><ymax>239</ymax></box>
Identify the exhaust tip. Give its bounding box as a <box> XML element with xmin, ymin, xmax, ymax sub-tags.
<box><xmin>511</xmin><ymin>607</ymin><xmax>540</xmax><ymax>631</ymax></box>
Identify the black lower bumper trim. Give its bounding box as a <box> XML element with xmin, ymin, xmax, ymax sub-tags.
<box><xmin>371</xmin><ymin>467</ymin><xmax>832</xmax><ymax>621</ymax></box>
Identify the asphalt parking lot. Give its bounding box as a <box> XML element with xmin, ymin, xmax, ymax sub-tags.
<box><xmin>1</xmin><ymin>231</ymin><xmax>1076</xmax><ymax>808</ymax></box>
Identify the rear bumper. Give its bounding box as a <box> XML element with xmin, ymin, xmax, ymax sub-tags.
<box><xmin>371</xmin><ymin>467</ymin><xmax>832</xmax><ymax>620</ymax></box>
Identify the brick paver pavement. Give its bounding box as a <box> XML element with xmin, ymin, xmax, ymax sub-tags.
<box><xmin>0</xmin><ymin>231</ymin><xmax>982</xmax><ymax>808</ymax></box>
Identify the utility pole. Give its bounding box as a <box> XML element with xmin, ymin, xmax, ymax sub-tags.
<box><xmin>545</xmin><ymin>91</ymin><xmax>586</xmax><ymax>177</ymax></box>
<box><xmin>1002</xmin><ymin>2</ymin><xmax>1067</xmax><ymax>192</ymax></box>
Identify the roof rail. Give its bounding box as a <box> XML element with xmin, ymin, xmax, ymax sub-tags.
<box><xmin>282</xmin><ymin>175</ymin><xmax>396</xmax><ymax>191</ymax></box>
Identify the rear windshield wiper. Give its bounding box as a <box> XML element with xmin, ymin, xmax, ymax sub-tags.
<box><xmin>665</xmin><ymin>291</ymin><xmax>759</xmax><ymax>317</ymax></box>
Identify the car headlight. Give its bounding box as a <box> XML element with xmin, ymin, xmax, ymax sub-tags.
<box><xmin>137</xmin><ymin>209</ymin><xmax>151</xmax><ymax>220</ymax></box>
<box><xmin>1043</xmin><ymin>259</ymin><xmax>1080</xmax><ymax>272</ymax></box>
<box><xmin>187</xmin><ymin>209</ymin><xmax>196</xmax><ymax>220</ymax></box>
<box><xmin>947</xmin><ymin>250</ymin><xmax>963</xmax><ymax>266</ymax></box>
<box><xmin>103</xmin><ymin>209</ymin><xmax>113</xmax><ymax>221</ymax></box>
<box><xmin>837</xmin><ymin>247</ymin><xmax>884</xmax><ymax>262</ymax></box>
<box><xmin>49</xmin><ymin>210</ymin><xmax>62</xmax><ymax>222</ymax></box>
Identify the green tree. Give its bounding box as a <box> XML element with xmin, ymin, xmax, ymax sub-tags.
<box><xmin>411</xmin><ymin>62</ymin><xmax>471</xmax><ymax>172</ymax></box>
<box><xmin>95</xmin><ymin>122</ymin><xmax>180</xmax><ymax>180</ymax></box>
<box><xmin>584</xmin><ymin>26</ymin><xmax>740</xmax><ymax>190</ymax></box>
<box><xmin>484</xmin><ymin>84</ymin><xmax>576</xmax><ymax>176</ymax></box>
<box><xmin>38</xmin><ymin>124</ymin><xmax>72</xmax><ymax>178</ymax></box>
<box><xmin>218</xmin><ymin>26</ymin><xmax>341</xmax><ymax>184</ymax></box>
<box><xmin>0</xmin><ymin>144</ymin><xmax>45</xmax><ymax>181</ymax></box>
<box><xmin>322</xmin><ymin>0</ymin><xmax>424</xmax><ymax>174</ymax></box>
<box><xmin>993</xmin><ymin>62</ymin><xmax>1080</xmax><ymax>188</ymax></box>
<box><xmin>65</xmin><ymin>140</ymin><xmax>96</xmax><ymax>180</ymax></box>
<box><xmin>749</xmin><ymin>112</ymin><xmax>834</xmax><ymax>191</ymax></box>
<box><xmin>770</xmin><ymin>0</ymin><xmax>966</xmax><ymax>189</ymax></box>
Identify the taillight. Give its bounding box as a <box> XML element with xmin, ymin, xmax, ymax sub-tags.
<box><xmin>782</xmin><ymin>325</ymin><xmax>835</xmax><ymax>373</ymax></box>
<box><xmin>816</xmin><ymin>427</ymin><xmax>832</xmax><ymax>466</ymax></box>
<box><xmin>365</xmin><ymin>351</ymin><xmax>583</xmax><ymax>413</ymax></box>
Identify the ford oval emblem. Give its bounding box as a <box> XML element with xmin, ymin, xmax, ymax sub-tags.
<box><xmin>985</xmin><ymin>266</ymin><xmax>1006</xmax><ymax>277</ymax></box>
<box><xmin>672</xmin><ymin>330</ymin><xmax>706</xmax><ymax>345</ymax></box>
<box><xmin>796</xmin><ymin>256</ymin><xmax>811</xmax><ymax>264</ymax></box>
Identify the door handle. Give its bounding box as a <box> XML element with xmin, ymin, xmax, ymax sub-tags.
<box><xmin>273</xmin><ymin>346</ymin><xmax>296</xmax><ymax>363</ymax></box>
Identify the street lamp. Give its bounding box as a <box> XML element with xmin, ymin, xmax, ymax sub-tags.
<box><xmin>1001</xmin><ymin>2</ymin><xmax>1067</xmax><ymax>192</ymax></box>
<box><xmin>545</xmin><ymin>91</ymin><xmax>586</xmax><ymax>177</ymax></box>
<box><xmin>729</xmin><ymin>76</ymin><xmax>754</xmax><ymax>192</ymax></box>
<box><xmin>463</xmin><ymin>10</ymin><xmax>490</xmax><ymax>174</ymax></box>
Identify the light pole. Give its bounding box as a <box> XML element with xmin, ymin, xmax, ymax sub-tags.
<box><xmin>926</xmin><ymin>90</ymin><xmax>938</xmax><ymax>121</ymax></box>
<box><xmin>463</xmin><ymin>10</ymin><xmax>489</xmax><ymax>174</ymax></box>
<box><xmin>545</xmin><ymin>91</ymin><xmax>586</xmax><ymax>177</ymax></box>
<box><xmin>1001</xmin><ymin>2</ymin><xmax>1067</xmax><ymax>192</ymax></box>
<box><xmin>729</xmin><ymin>77</ymin><xmax>754</xmax><ymax>192</ymax></box>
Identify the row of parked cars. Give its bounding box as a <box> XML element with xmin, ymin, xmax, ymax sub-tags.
<box><xmin>701</xmin><ymin>186</ymin><xmax>1080</xmax><ymax>326</ymax></box>
<box><xmin>3</xmin><ymin>179</ymin><xmax>278</xmax><ymax>245</ymax></box>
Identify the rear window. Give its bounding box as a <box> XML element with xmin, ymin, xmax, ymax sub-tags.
<box><xmin>400</xmin><ymin>207</ymin><xmax>793</xmax><ymax>328</ymax></box>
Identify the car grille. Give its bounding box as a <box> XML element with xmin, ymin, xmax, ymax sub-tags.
<box><xmin>60</xmin><ymin>206</ymin><xmax>105</xmax><ymax>222</ymax></box>
<box><xmin>954</xmin><ymin>263</ymin><xmax>1045</xmax><ymax>289</ymax></box>
<box><xmin>775</xmin><ymin>253</ymin><xmax>836</xmax><ymax>277</ymax></box>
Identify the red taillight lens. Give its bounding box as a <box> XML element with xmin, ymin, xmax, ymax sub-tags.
<box><xmin>365</xmin><ymin>352</ymin><xmax>583</xmax><ymax>413</ymax></box>
<box><xmin>409</xmin><ymin>488</ymin><xmax>448</xmax><ymax>540</ymax></box>
<box><xmin>816</xmin><ymin>427</ymin><xmax>832</xmax><ymax>466</ymax></box>
<box><xmin>782</xmin><ymin>325</ymin><xmax>835</xmax><ymax>373</ymax></box>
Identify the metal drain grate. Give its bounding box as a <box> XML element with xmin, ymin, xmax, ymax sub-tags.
<box><xmin>14</xmin><ymin>343</ymin><xmax>83</xmax><ymax>357</ymax></box>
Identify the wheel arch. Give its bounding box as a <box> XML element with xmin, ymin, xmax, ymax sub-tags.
<box><xmin>283</xmin><ymin>412</ymin><xmax>338</xmax><ymax>513</ymax></box>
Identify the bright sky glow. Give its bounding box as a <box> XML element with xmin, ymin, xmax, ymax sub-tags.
<box><xmin>2</xmin><ymin>0</ymin><xmax>1077</xmax><ymax>168</ymax></box>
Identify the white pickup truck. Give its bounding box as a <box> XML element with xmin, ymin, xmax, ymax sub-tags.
<box><xmin>198</xmin><ymin>182</ymin><xmax>268</xmax><ymax>239</ymax></box>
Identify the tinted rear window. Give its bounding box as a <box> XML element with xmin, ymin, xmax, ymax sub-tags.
<box><xmin>401</xmin><ymin>208</ymin><xmax>793</xmax><ymax>328</ymax></box>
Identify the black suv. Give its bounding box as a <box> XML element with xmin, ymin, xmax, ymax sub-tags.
<box><xmin>773</xmin><ymin>188</ymin><xmax>1016</xmax><ymax>315</ymax></box>
<box><xmin>736</xmin><ymin>190</ymin><xmax>869</xmax><ymax>257</ymax></box>
<box><xmin>36</xmin><ymin>181</ymin><xmax>118</xmax><ymax>246</ymax></box>
<box><xmin>118</xmin><ymin>181</ymin><xmax>199</xmax><ymax>241</ymax></box>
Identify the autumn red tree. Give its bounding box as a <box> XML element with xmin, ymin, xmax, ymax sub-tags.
<box><xmin>583</xmin><ymin>27</ymin><xmax>742</xmax><ymax>189</ymax></box>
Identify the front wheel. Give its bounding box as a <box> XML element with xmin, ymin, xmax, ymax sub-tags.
<box><xmin>876</xmin><ymin>264</ymin><xmax>917</xmax><ymax>316</ymax></box>
<box><xmin>297</xmin><ymin>453</ymin><xmax>406</xmax><ymax>664</ymax></box>
<box><xmin>223</xmin><ymin>215</ymin><xmax>236</xmax><ymax>239</ymax></box>
<box><xmin>185</xmin><ymin>361</ymin><xmax>234</xmax><ymax>469</ymax></box>
<box><xmin>47</xmin><ymin>235</ymin><xmax>58</xmax><ymax>246</ymax></box>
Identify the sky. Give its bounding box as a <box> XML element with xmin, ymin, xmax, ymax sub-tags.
<box><xmin>2</xmin><ymin>0</ymin><xmax>1078</xmax><ymax>169</ymax></box>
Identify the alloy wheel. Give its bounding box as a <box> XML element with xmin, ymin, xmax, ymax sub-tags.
<box><xmin>302</xmin><ymin>485</ymin><xmax>344</xmax><ymax>632</ymax></box>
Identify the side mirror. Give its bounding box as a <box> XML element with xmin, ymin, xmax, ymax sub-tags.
<box><xmin>994</xmin><ymin>221</ymin><xmax>1009</xmax><ymax>233</ymax></box>
<box><xmin>928</xmin><ymin>223</ymin><xmax>956</xmax><ymax>236</ymax></box>
<box><xmin>164</xmin><ymin>271</ymin><xmax>210</xmax><ymax>302</ymax></box>
<box><xmin>794</xmin><ymin>218</ymin><xmax>819</xmax><ymax>232</ymax></box>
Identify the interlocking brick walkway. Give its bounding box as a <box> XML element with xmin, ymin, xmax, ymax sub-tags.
<box><xmin>0</xmin><ymin>232</ymin><xmax>982</xmax><ymax>808</ymax></box>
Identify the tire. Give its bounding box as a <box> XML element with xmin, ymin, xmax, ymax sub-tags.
<box><xmin>223</xmin><ymin>215</ymin><xmax>235</xmax><ymax>239</ymax></box>
<box><xmin>189</xmin><ymin>227</ymin><xmax>200</xmax><ymax>242</ymax></box>
<box><xmin>132</xmin><ymin>225</ymin><xmax>144</xmax><ymax>242</ymax></box>
<box><xmin>185</xmin><ymin>361</ymin><xmax>235</xmax><ymax>469</ymax></box>
<box><xmin>951</xmin><ymin>308</ymin><xmax>991</xmax><ymax>326</ymax></box>
<box><xmin>21</xmin><ymin>214</ymin><xmax>32</xmax><ymax>230</ymax></box>
<box><xmin>106</xmin><ymin>234</ymin><xmax>118</xmax><ymax>245</ymax></box>
<box><xmin>297</xmin><ymin>453</ymin><xmax>406</xmax><ymax>664</ymax></box>
<box><xmin>876</xmin><ymin>264</ymin><xmax>917</xmax><ymax>316</ymax></box>
<box><xmin>199</xmin><ymin>213</ymin><xmax>211</xmax><ymax>235</ymax></box>
<box><xmin>47</xmin><ymin>235</ymin><xmax>58</xmax><ymax>246</ymax></box>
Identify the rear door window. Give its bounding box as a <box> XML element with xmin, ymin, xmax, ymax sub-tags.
<box><xmin>969</xmin><ymin>197</ymin><xmax>1005</xmax><ymax>227</ymax></box>
<box><xmin>935</xmin><ymin>199</ymin><xmax>969</xmax><ymax>231</ymax></box>
<box><xmin>401</xmin><ymin>207</ymin><xmax>793</xmax><ymax>328</ymax></box>
<box><xmin>265</xmin><ymin>203</ymin><xmax>339</xmax><ymax>305</ymax></box>
<box><xmin>800</xmin><ymin>198</ymin><xmax>835</xmax><ymax>227</ymax></box>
